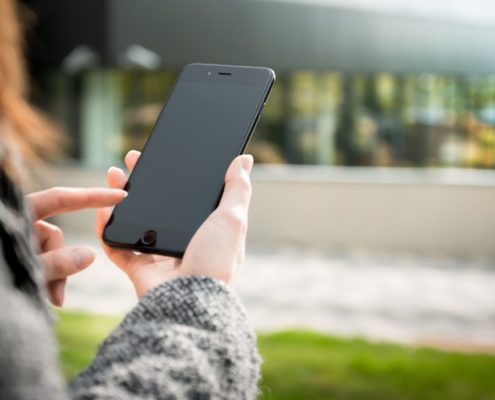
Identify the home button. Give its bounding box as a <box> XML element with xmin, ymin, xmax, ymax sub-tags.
<box><xmin>141</xmin><ymin>230</ymin><xmax>157</xmax><ymax>246</ymax></box>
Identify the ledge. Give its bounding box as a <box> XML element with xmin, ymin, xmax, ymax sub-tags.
<box><xmin>251</xmin><ymin>165</ymin><xmax>495</xmax><ymax>187</ymax></box>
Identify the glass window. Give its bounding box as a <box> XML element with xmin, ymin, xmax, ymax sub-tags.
<box><xmin>36</xmin><ymin>69</ymin><xmax>495</xmax><ymax>169</ymax></box>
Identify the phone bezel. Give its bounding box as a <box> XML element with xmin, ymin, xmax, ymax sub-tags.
<box><xmin>102</xmin><ymin>63</ymin><xmax>275</xmax><ymax>257</ymax></box>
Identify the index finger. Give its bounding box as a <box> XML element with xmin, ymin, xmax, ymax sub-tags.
<box><xmin>27</xmin><ymin>187</ymin><xmax>127</xmax><ymax>221</ymax></box>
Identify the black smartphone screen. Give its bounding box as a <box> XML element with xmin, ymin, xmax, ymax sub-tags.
<box><xmin>103</xmin><ymin>64</ymin><xmax>274</xmax><ymax>256</ymax></box>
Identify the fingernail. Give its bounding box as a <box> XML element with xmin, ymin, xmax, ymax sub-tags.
<box><xmin>72</xmin><ymin>247</ymin><xmax>95</xmax><ymax>270</ymax></box>
<box><xmin>108</xmin><ymin>166</ymin><xmax>122</xmax><ymax>174</ymax></box>
<box><xmin>112</xmin><ymin>188</ymin><xmax>128</xmax><ymax>197</ymax></box>
<box><xmin>240</xmin><ymin>155</ymin><xmax>254</xmax><ymax>175</ymax></box>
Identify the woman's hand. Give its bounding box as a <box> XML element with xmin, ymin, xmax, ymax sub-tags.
<box><xmin>96</xmin><ymin>151</ymin><xmax>253</xmax><ymax>298</ymax></box>
<box><xmin>27</xmin><ymin>187</ymin><xmax>127</xmax><ymax>306</ymax></box>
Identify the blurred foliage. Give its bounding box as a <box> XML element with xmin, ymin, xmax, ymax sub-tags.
<box><xmin>56</xmin><ymin>311</ymin><xmax>495</xmax><ymax>400</ymax></box>
<box><xmin>118</xmin><ymin>71</ymin><xmax>495</xmax><ymax>168</ymax></box>
<box><xmin>40</xmin><ymin>69</ymin><xmax>495</xmax><ymax>168</ymax></box>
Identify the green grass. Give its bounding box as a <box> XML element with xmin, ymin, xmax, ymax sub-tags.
<box><xmin>56</xmin><ymin>312</ymin><xmax>495</xmax><ymax>400</ymax></box>
<box><xmin>258</xmin><ymin>331</ymin><xmax>495</xmax><ymax>400</ymax></box>
<box><xmin>56</xmin><ymin>311</ymin><xmax>122</xmax><ymax>378</ymax></box>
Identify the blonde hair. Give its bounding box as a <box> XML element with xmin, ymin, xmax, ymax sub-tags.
<box><xmin>0</xmin><ymin>0</ymin><xmax>61</xmax><ymax>187</ymax></box>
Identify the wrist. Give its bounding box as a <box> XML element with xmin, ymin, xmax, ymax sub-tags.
<box><xmin>128</xmin><ymin>264</ymin><xmax>182</xmax><ymax>299</ymax></box>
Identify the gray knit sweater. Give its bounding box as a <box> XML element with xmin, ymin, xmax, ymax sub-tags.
<box><xmin>0</xmin><ymin>171</ymin><xmax>261</xmax><ymax>399</ymax></box>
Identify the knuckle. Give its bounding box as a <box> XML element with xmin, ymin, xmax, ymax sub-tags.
<box><xmin>49</xmin><ymin>224</ymin><xmax>63</xmax><ymax>238</ymax></box>
<box><xmin>33</xmin><ymin>220</ymin><xmax>43</xmax><ymax>231</ymax></box>
<box><xmin>237</xmin><ymin>173</ymin><xmax>252</xmax><ymax>193</ymax></box>
<box><xmin>51</xmin><ymin>260</ymin><xmax>65</xmax><ymax>277</ymax></box>
<box><xmin>49</xmin><ymin>186</ymin><xmax>65</xmax><ymax>207</ymax></box>
<box><xmin>46</xmin><ymin>250</ymin><xmax>74</xmax><ymax>278</ymax></box>
<box><xmin>50</xmin><ymin>186</ymin><xmax>63</xmax><ymax>195</ymax></box>
<box><xmin>54</xmin><ymin>252</ymin><xmax>70</xmax><ymax>273</ymax></box>
<box><xmin>224</xmin><ymin>206</ymin><xmax>248</xmax><ymax>232</ymax></box>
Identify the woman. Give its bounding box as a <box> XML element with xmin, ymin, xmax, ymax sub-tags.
<box><xmin>0</xmin><ymin>0</ymin><xmax>260</xmax><ymax>399</ymax></box>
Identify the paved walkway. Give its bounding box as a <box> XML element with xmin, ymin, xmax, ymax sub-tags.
<box><xmin>64</xmin><ymin>234</ymin><xmax>495</xmax><ymax>349</ymax></box>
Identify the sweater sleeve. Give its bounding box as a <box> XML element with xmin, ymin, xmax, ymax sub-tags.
<box><xmin>69</xmin><ymin>276</ymin><xmax>261</xmax><ymax>400</ymax></box>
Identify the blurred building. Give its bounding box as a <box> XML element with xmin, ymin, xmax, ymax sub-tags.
<box><xmin>23</xmin><ymin>0</ymin><xmax>495</xmax><ymax>256</ymax></box>
<box><xmin>25</xmin><ymin>0</ymin><xmax>495</xmax><ymax>169</ymax></box>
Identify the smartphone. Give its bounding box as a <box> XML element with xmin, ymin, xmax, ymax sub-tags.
<box><xmin>103</xmin><ymin>63</ymin><xmax>275</xmax><ymax>257</ymax></box>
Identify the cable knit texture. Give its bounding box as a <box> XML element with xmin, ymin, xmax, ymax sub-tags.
<box><xmin>0</xmin><ymin>170</ymin><xmax>261</xmax><ymax>400</ymax></box>
<box><xmin>70</xmin><ymin>277</ymin><xmax>261</xmax><ymax>400</ymax></box>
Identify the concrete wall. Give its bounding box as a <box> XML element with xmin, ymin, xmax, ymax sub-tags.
<box><xmin>249</xmin><ymin>167</ymin><xmax>495</xmax><ymax>256</ymax></box>
<box><xmin>45</xmin><ymin>165</ymin><xmax>495</xmax><ymax>257</ymax></box>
